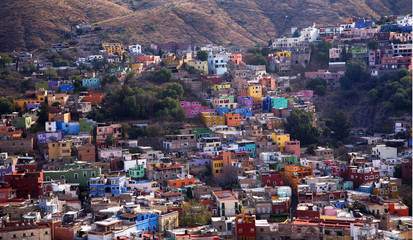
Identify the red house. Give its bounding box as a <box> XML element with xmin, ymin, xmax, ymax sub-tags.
<box><xmin>235</xmin><ymin>214</ymin><xmax>256</xmax><ymax>240</ymax></box>
<box><xmin>401</xmin><ymin>160</ymin><xmax>412</xmax><ymax>183</ymax></box>
<box><xmin>4</xmin><ymin>171</ymin><xmax>45</xmax><ymax>199</ymax></box>
<box><xmin>0</xmin><ymin>182</ymin><xmax>16</xmax><ymax>202</ymax></box>
<box><xmin>261</xmin><ymin>171</ymin><xmax>285</xmax><ymax>187</ymax></box>
<box><xmin>272</xmin><ymin>198</ymin><xmax>289</xmax><ymax>215</ymax></box>
<box><xmin>342</xmin><ymin>166</ymin><xmax>380</xmax><ymax>188</ymax></box>
<box><xmin>284</xmin><ymin>140</ymin><xmax>300</xmax><ymax>158</ymax></box>
<box><xmin>296</xmin><ymin>204</ymin><xmax>321</xmax><ymax>219</ymax></box>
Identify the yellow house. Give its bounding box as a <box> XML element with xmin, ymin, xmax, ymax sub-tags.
<box><xmin>272</xmin><ymin>133</ymin><xmax>290</xmax><ymax>152</ymax></box>
<box><xmin>13</xmin><ymin>94</ymin><xmax>46</xmax><ymax>111</ymax></box>
<box><xmin>102</xmin><ymin>43</ymin><xmax>125</xmax><ymax>56</ymax></box>
<box><xmin>200</xmin><ymin>112</ymin><xmax>225</xmax><ymax>127</ymax></box>
<box><xmin>186</xmin><ymin>60</ymin><xmax>208</xmax><ymax>73</ymax></box>
<box><xmin>373</xmin><ymin>181</ymin><xmax>398</xmax><ymax>198</ymax></box>
<box><xmin>48</xmin><ymin>112</ymin><xmax>71</xmax><ymax>123</ymax></box>
<box><xmin>275</xmin><ymin>51</ymin><xmax>291</xmax><ymax>57</ymax></box>
<box><xmin>211</xmin><ymin>158</ymin><xmax>224</xmax><ymax>177</ymax></box>
<box><xmin>47</xmin><ymin>93</ymin><xmax>69</xmax><ymax>107</ymax></box>
<box><xmin>210</xmin><ymin>83</ymin><xmax>231</xmax><ymax>91</ymax></box>
<box><xmin>158</xmin><ymin>211</ymin><xmax>179</xmax><ymax>231</ymax></box>
<box><xmin>162</xmin><ymin>54</ymin><xmax>183</xmax><ymax>69</ymax></box>
<box><xmin>48</xmin><ymin>140</ymin><xmax>72</xmax><ymax>161</ymax></box>
<box><xmin>247</xmin><ymin>85</ymin><xmax>262</xmax><ymax>101</ymax></box>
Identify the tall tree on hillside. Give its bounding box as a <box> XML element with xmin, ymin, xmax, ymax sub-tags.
<box><xmin>331</xmin><ymin>111</ymin><xmax>352</xmax><ymax>141</ymax></box>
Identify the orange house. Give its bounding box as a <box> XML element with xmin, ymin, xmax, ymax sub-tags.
<box><xmin>281</xmin><ymin>165</ymin><xmax>313</xmax><ymax>193</ymax></box>
<box><xmin>225</xmin><ymin>113</ymin><xmax>241</xmax><ymax>127</ymax></box>
<box><xmin>387</xmin><ymin>202</ymin><xmax>409</xmax><ymax>216</ymax></box>
<box><xmin>0</xmin><ymin>126</ymin><xmax>22</xmax><ymax>139</ymax></box>
<box><xmin>82</xmin><ymin>92</ymin><xmax>103</xmax><ymax>105</ymax></box>
<box><xmin>167</xmin><ymin>177</ymin><xmax>195</xmax><ymax>188</ymax></box>
<box><xmin>228</xmin><ymin>53</ymin><xmax>245</xmax><ymax>66</ymax></box>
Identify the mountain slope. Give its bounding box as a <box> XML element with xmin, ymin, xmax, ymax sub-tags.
<box><xmin>0</xmin><ymin>0</ymin><xmax>410</xmax><ymax>51</ymax></box>
<box><xmin>0</xmin><ymin>0</ymin><xmax>132</xmax><ymax>51</ymax></box>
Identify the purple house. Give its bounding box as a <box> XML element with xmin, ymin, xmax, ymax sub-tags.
<box><xmin>0</xmin><ymin>165</ymin><xmax>15</xmax><ymax>180</ymax></box>
<box><xmin>37</xmin><ymin>132</ymin><xmax>63</xmax><ymax>144</ymax></box>
<box><xmin>190</xmin><ymin>158</ymin><xmax>211</xmax><ymax>166</ymax></box>
<box><xmin>237</xmin><ymin>96</ymin><xmax>253</xmax><ymax>108</ymax></box>
<box><xmin>27</xmin><ymin>103</ymin><xmax>41</xmax><ymax>110</ymax></box>
<box><xmin>48</xmin><ymin>81</ymin><xmax>60</xmax><ymax>89</ymax></box>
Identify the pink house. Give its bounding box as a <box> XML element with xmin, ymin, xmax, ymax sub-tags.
<box><xmin>96</xmin><ymin>123</ymin><xmax>122</xmax><ymax>146</ymax></box>
<box><xmin>305</xmin><ymin>70</ymin><xmax>345</xmax><ymax>88</ymax></box>
<box><xmin>330</xmin><ymin>166</ymin><xmax>342</xmax><ymax>177</ymax></box>
<box><xmin>212</xmin><ymin>98</ymin><xmax>238</xmax><ymax>110</ymax></box>
<box><xmin>341</xmin><ymin>27</ymin><xmax>378</xmax><ymax>41</ymax></box>
<box><xmin>291</xmin><ymin>90</ymin><xmax>315</xmax><ymax>100</ymax></box>
<box><xmin>179</xmin><ymin>101</ymin><xmax>206</xmax><ymax>117</ymax></box>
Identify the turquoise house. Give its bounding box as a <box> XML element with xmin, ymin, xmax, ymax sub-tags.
<box><xmin>82</xmin><ymin>78</ymin><xmax>100</xmax><ymax>88</ymax></box>
<box><xmin>129</xmin><ymin>164</ymin><xmax>145</xmax><ymax>179</ymax></box>
<box><xmin>271</xmin><ymin>97</ymin><xmax>288</xmax><ymax>110</ymax></box>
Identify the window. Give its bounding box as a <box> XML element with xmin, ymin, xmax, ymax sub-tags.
<box><xmin>83</xmin><ymin>172</ymin><xmax>87</xmax><ymax>177</ymax></box>
<box><xmin>45</xmin><ymin>231</ymin><xmax>49</xmax><ymax>235</ymax></box>
<box><xmin>60</xmin><ymin>175</ymin><xmax>65</xmax><ymax>179</ymax></box>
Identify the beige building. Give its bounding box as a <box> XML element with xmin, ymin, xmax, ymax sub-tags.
<box><xmin>0</xmin><ymin>222</ymin><xmax>51</xmax><ymax>240</ymax></box>
<box><xmin>212</xmin><ymin>190</ymin><xmax>239</xmax><ymax>217</ymax></box>
<box><xmin>187</xmin><ymin>60</ymin><xmax>208</xmax><ymax>73</ymax></box>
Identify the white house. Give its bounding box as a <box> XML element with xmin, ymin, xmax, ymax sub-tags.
<box><xmin>208</xmin><ymin>52</ymin><xmax>228</xmax><ymax>75</ymax></box>
<box><xmin>372</xmin><ymin>145</ymin><xmax>397</xmax><ymax>160</ymax></box>
<box><xmin>397</xmin><ymin>15</ymin><xmax>413</xmax><ymax>27</ymax></box>
<box><xmin>128</xmin><ymin>44</ymin><xmax>142</xmax><ymax>54</ymax></box>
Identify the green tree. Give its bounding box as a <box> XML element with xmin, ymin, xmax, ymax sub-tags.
<box><xmin>121</xmin><ymin>123</ymin><xmax>131</xmax><ymax>139</ymax></box>
<box><xmin>306</xmin><ymin>78</ymin><xmax>327</xmax><ymax>96</ymax></box>
<box><xmin>0</xmin><ymin>53</ymin><xmax>12</xmax><ymax>68</ymax></box>
<box><xmin>154</xmin><ymin>68</ymin><xmax>172</xmax><ymax>84</ymax></box>
<box><xmin>162</xmin><ymin>83</ymin><xmax>184</xmax><ymax>99</ymax></box>
<box><xmin>180</xmin><ymin>199</ymin><xmax>212</xmax><ymax>227</ymax></box>
<box><xmin>368</xmin><ymin>88</ymin><xmax>379</xmax><ymax>103</ymax></box>
<box><xmin>197</xmin><ymin>50</ymin><xmax>209</xmax><ymax>61</ymax></box>
<box><xmin>146</xmin><ymin>124</ymin><xmax>163</xmax><ymax>137</ymax></box>
<box><xmin>331</xmin><ymin>111</ymin><xmax>352</xmax><ymax>141</ymax></box>
<box><xmin>367</xmin><ymin>40</ymin><xmax>380</xmax><ymax>50</ymax></box>
<box><xmin>292</xmin><ymin>29</ymin><xmax>300</xmax><ymax>37</ymax></box>
<box><xmin>247</xmin><ymin>55</ymin><xmax>268</xmax><ymax>65</ymax></box>
<box><xmin>44</xmin><ymin>68</ymin><xmax>58</xmax><ymax>80</ymax></box>
<box><xmin>37</xmin><ymin>102</ymin><xmax>50</xmax><ymax>127</ymax></box>
<box><xmin>285</xmin><ymin>109</ymin><xmax>321</xmax><ymax>146</ymax></box>
<box><xmin>305</xmin><ymin>144</ymin><xmax>318</xmax><ymax>155</ymax></box>
<box><xmin>397</xmin><ymin>68</ymin><xmax>410</xmax><ymax>79</ymax></box>
<box><xmin>105</xmin><ymin>134</ymin><xmax>116</xmax><ymax>146</ymax></box>
<box><xmin>101</xmin><ymin>74</ymin><xmax>118</xmax><ymax>87</ymax></box>
<box><xmin>0</xmin><ymin>96</ymin><xmax>13</xmax><ymax>116</ymax></box>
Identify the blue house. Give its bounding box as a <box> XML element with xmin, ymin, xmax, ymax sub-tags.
<box><xmin>233</xmin><ymin>107</ymin><xmax>252</xmax><ymax>117</ymax></box>
<box><xmin>82</xmin><ymin>78</ymin><xmax>100</xmax><ymax>88</ymax></box>
<box><xmin>355</xmin><ymin>19</ymin><xmax>374</xmax><ymax>29</ymax></box>
<box><xmin>262</xmin><ymin>96</ymin><xmax>272</xmax><ymax>111</ymax></box>
<box><xmin>89</xmin><ymin>176</ymin><xmax>127</xmax><ymax>196</ymax></box>
<box><xmin>60</xmin><ymin>85</ymin><xmax>74</xmax><ymax>92</ymax></box>
<box><xmin>358</xmin><ymin>184</ymin><xmax>373</xmax><ymax>194</ymax></box>
<box><xmin>136</xmin><ymin>213</ymin><xmax>159</xmax><ymax>233</ymax></box>
<box><xmin>332</xmin><ymin>201</ymin><xmax>349</xmax><ymax>209</ymax></box>
<box><xmin>56</xmin><ymin>122</ymin><xmax>80</xmax><ymax>135</ymax></box>
<box><xmin>236</xmin><ymin>140</ymin><xmax>256</xmax><ymax>157</ymax></box>
<box><xmin>379</xmin><ymin>24</ymin><xmax>399</xmax><ymax>32</ymax></box>
<box><xmin>216</xmin><ymin>106</ymin><xmax>229</xmax><ymax>115</ymax></box>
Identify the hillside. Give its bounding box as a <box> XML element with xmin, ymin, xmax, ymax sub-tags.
<box><xmin>0</xmin><ymin>0</ymin><xmax>411</xmax><ymax>51</ymax></box>
<box><xmin>0</xmin><ymin>0</ymin><xmax>132</xmax><ymax>51</ymax></box>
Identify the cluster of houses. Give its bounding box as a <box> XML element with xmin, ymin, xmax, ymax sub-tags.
<box><xmin>0</xmin><ymin>14</ymin><xmax>411</xmax><ymax>240</ymax></box>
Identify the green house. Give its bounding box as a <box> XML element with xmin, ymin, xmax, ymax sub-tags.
<box><xmin>44</xmin><ymin>168</ymin><xmax>101</xmax><ymax>187</ymax></box>
<box><xmin>128</xmin><ymin>164</ymin><xmax>145</xmax><ymax>179</ymax></box>
<box><xmin>270</xmin><ymin>155</ymin><xmax>299</xmax><ymax>171</ymax></box>
<box><xmin>35</xmin><ymin>81</ymin><xmax>49</xmax><ymax>91</ymax></box>
<box><xmin>79</xmin><ymin>118</ymin><xmax>95</xmax><ymax>134</ymax></box>
<box><xmin>13</xmin><ymin>117</ymin><xmax>32</xmax><ymax>129</ymax></box>
<box><xmin>193</xmin><ymin>128</ymin><xmax>215</xmax><ymax>139</ymax></box>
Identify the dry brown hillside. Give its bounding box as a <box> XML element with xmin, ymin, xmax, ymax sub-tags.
<box><xmin>0</xmin><ymin>0</ymin><xmax>410</xmax><ymax>51</ymax></box>
<box><xmin>0</xmin><ymin>0</ymin><xmax>131</xmax><ymax>51</ymax></box>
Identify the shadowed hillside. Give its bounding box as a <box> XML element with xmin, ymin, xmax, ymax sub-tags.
<box><xmin>0</xmin><ymin>0</ymin><xmax>410</xmax><ymax>51</ymax></box>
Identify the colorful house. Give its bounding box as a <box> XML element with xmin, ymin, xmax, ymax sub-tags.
<box><xmin>236</xmin><ymin>140</ymin><xmax>256</xmax><ymax>156</ymax></box>
<box><xmin>82</xmin><ymin>92</ymin><xmax>103</xmax><ymax>105</ymax></box>
<box><xmin>37</xmin><ymin>132</ymin><xmax>62</xmax><ymax>144</ymax></box>
<box><xmin>179</xmin><ymin>101</ymin><xmax>204</xmax><ymax>118</ymax></box>
<box><xmin>102</xmin><ymin>43</ymin><xmax>125</xmax><ymax>56</ymax></box>
<box><xmin>56</xmin><ymin>122</ymin><xmax>80</xmax><ymax>135</ymax></box>
<box><xmin>4</xmin><ymin>171</ymin><xmax>46</xmax><ymax>199</ymax></box>
<box><xmin>210</xmin><ymin>83</ymin><xmax>231</xmax><ymax>91</ymax></box>
<box><xmin>281</xmin><ymin>165</ymin><xmax>313</xmax><ymax>192</ymax></box>
<box><xmin>271</xmin><ymin>97</ymin><xmax>288</xmax><ymax>110</ymax></box>
<box><xmin>212</xmin><ymin>98</ymin><xmax>238</xmax><ymax>110</ymax></box>
<box><xmin>225</xmin><ymin>113</ymin><xmax>241</xmax><ymax>127</ymax></box>
<box><xmin>272</xmin><ymin>134</ymin><xmax>290</xmax><ymax>152</ymax></box>
<box><xmin>13</xmin><ymin>94</ymin><xmax>46</xmax><ymax>111</ymax></box>
<box><xmin>12</xmin><ymin>117</ymin><xmax>32</xmax><ymax>129</ymax></box>
<box><xmin>82</xmin><ymin>78</ymin><xmax>100</xmax><ymax>88</ymax></box>
<box><xmin>89</xmin><ymin>176</ymin><xmax>127</xmax><ymax>196</ymax></box>
<box><xmin>235</xmin><ymin>214</ymin><xmax>256</xmax><ymax>240</ymax></box>
<box><xmin>201</xmin><ymin>112</ymin><xmax>225</xmax><ymax>127</ymax></box>
<box><xmin>47</xmin><ymin>140</ymin><xmax>72</xmax><ymax>161</ymax></box>
<box><xmin>136</xmin><ymin>213</ymin><xmax>159</xmax><ymax>233</ymax></box>
<box><xmin>237</xmin><ymin>96</ymin><xmax>253</xmax><ymax>108</ymax></box>
<box><xmin>233</xmin><ymin>107</ymin><xmax>252</xmax><ymax>117</ymax></box>
<box><xmin>247</xmin><ymin>85</ymin><xmax>262</xmax><ymax>100</ymax></box>
<box><xmin>372</xmin><ymin>181</ymin><xmax>398</xmax><ymax>198</ymax></box>
<box><xmin>227</xmin><ymin>53</ymin><xmax>244</xmax><ymax>66</ymax></box>
<box><xmin>129</xmin><ymin>164</ymin><xmax>145</xmax><ymax>179</ymax></box>
<box><xmin>162</xmin><ymin>53</ymin><xmax>183</xmax><ymax>69</ymax></box>
<box><xmin>167</xmin><ymin>177</ymin><xmax>195</xmax><ymax>188</ymax></box>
